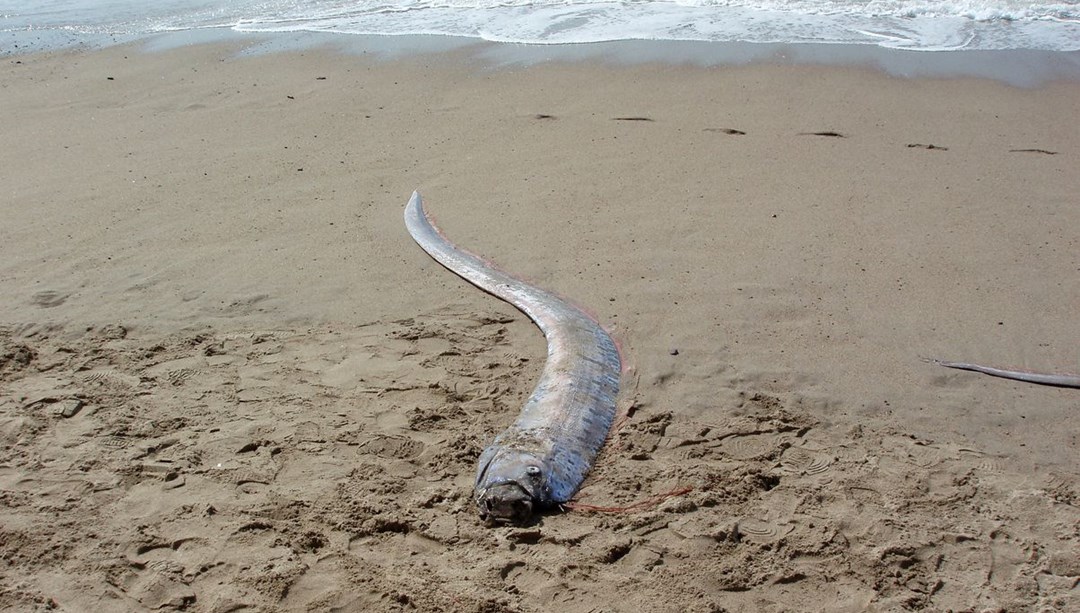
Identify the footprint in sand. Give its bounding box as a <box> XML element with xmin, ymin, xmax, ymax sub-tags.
<box><xmin>987</xmin><ymin>529</ymin><xmax>1032</xmax><ymax>585</ymax></box>
<box><xmin>290</xmin><ymin>421</ymin><xmax>324</xmax><ymax>444</ymax></box>
<box><xmin>736</xmin><ymin>518</ymin><xmax>794</xmax><ymax>544</ymax></box>
<box><xmin>957</xmin><ymin>448</ymin><xmax>1008</xmax><ymax>474</ymax></box>
<box><xmin>232</xmin><ymin>467</ymin><xmax>276</xmax><ymax>493</ymax></box>
<box><xmin>899</xmin><ymin>440</ymin><xmax>952</xmax><ymax>468</ymax></box>
<box><xmin>667</xmin><ymin>515</ymin><xmax>739</xmax><ymax>542</ymax></box>
<box><xmin>121</xmin><ymin>545</ymin><xmax>200</xmax><ymax>610</ymax></box>
<box><xmin>0</xmin><ymin>340</ymin><xmax>35</xmax><ymax>374</ymax></box>
<box><xmin>373</xmin><ymin>407</ymin><xmax>410</xmax><ymax>431</ymax></box>
<box><xmin>1044</xmin><ymin>473</ymin><xmax>1078</xmax><ymax>506</ymax></box>
<box><xmin>499</xmin><ymin>561</ymin><xmax>583</xmax><ymax>603</ymax></box>
<box><xmin>280</xmin><ymin>554</ymin><xmax>357</xmax><ymax>610</ymax></box>
<box><xmin>351</xmin><ymin>531</ymin><xmax>445</xmax><ymax>564</ymax></box>
<box><xmin>30</xmin><ymin>290</ymin><xmax>69</xmax><ymax>308</ymax></box>
<box><xmin>657</xmin><ymin>421</ymin><xmax>712</xmax><ymax>450</ymax></box>
<box><xmin>81</xmin><ymin>370</ymin><xmax>141</xmax><ymax>388</ymax></box>
<box><xmin>779</xmin><ymin>447</ymin><xmax>834</xmax><ymax>477</ymax></box>
<box><xmin>165</xmin><ymin>368</ymin><xmax>199</xmax><ymax>386</ymax></box>
<box><xmin>715</xmin><ymin>432</ymin><xmax>785</xmax><ymax>460</ymax></box>
<box><xmin>120</xmin><ymin>567</ymin><xmax>196</xmax><ymax>610</ymax></box>
<box><xmin>99</xmin><ymin>435</ymin><xmax>132</xmax><ymax>450</ymax></box>
<box><xmin>357</xmin><ymin>435</ymin><xmax>425</xmax><ymax>460</ymax></box>
<box><xmin>221</xmin><ymin>293</ymin><xmax>271</xmax><ymax>316</ymax></box>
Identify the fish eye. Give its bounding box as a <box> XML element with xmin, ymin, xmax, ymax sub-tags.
<box><xmin>525</xmin><ymin>466</ymin><xmax>541</xmax><ymax>477</ymax></box>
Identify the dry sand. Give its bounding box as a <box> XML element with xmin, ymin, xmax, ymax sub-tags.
<box><xmin>1</xmin><ymin>39</ymin><xmax>1078</xmax><ymax>612</ymax></box>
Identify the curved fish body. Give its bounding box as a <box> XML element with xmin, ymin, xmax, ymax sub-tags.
<box><xmin>404</xmin><ymin>192</ymin><xmax>621</xmax><ymax>523</ymax></box>
<box><xmin>927</xmin><ymin>358</ymin><xmax>1080</xmax><ymax>388</ymax></box>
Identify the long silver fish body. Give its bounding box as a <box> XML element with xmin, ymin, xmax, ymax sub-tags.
<box><xmin>404</xmin><ymin>192</ymin><xmax>621</xmax><ymax>523</ymax></box>
<box><xmin>926</xmin><ymin>358</ymin><xmax>1080</xmax><ymax>388</ymax></box>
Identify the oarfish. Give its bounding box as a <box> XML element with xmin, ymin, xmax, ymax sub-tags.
<box><xmin>925</xmin><ymin>357</ymin><xmax>1080</xmax><ymax>388</ymax></box>
<box><xmin>404</xmin><ymin>192</ymin><xmax>621</xmax><ymax>523</ymax></box>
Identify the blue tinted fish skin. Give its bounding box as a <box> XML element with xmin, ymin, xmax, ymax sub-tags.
<box><xmin>404</xmin><ymin>192</ymin><xmax>621</xmax><ymax>523</ymax></box>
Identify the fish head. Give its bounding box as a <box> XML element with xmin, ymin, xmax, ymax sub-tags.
<box><xmin>475</xmin><ymin>448</ymin><xmax>549</xmax><ymax>523</ymax></box>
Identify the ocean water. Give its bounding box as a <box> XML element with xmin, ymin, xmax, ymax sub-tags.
<box><xmin>1</xmin><ymin>0</ymin><xmax>1078</xmax><ymax>54</ymax></box>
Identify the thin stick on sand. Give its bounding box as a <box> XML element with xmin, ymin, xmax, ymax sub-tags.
<box><xmin>924</xmin><ymin>357</ymin><xmax>1080</xmax><ymax>388</ymax></box>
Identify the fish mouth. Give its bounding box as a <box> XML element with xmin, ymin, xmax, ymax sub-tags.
<box><xmin>476</xmin><ymin>482</ymin><xmax>535</xmax><ymax>524</ymax></box>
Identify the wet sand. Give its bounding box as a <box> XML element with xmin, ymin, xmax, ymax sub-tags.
<box><xmin>1</xmin><ymin>39</ymin><xmax>1078</xmax><ymax>612</ymax></box>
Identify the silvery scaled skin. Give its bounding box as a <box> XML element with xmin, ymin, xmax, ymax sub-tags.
<box><xmin>404</xmin><ymin>192</ymin><xmax>621</xmax><ymax>523</ymax></box>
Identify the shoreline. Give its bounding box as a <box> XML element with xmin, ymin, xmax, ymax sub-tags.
<box><xmin>6</xmin><ymin>27</ymin><xmax>1080</xmax><ymax>87</ymax></box>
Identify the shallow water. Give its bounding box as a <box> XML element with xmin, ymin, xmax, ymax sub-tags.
<box><xmin>2</xmin><ymin>0</ymin><xmax>1078</xmax><ymax>54</ymax></box>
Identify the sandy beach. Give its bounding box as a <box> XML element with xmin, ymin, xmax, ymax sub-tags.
<box><xmin>1</xmin><ymin>38</ymin><xmax>1079</xmax><ymax>612</ymax></box>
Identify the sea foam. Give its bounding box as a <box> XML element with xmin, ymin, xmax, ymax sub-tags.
<box><xmin>2</xmin><ymin>0</ymin><xmax>1078</xmax><ymax>52</ymax></box>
